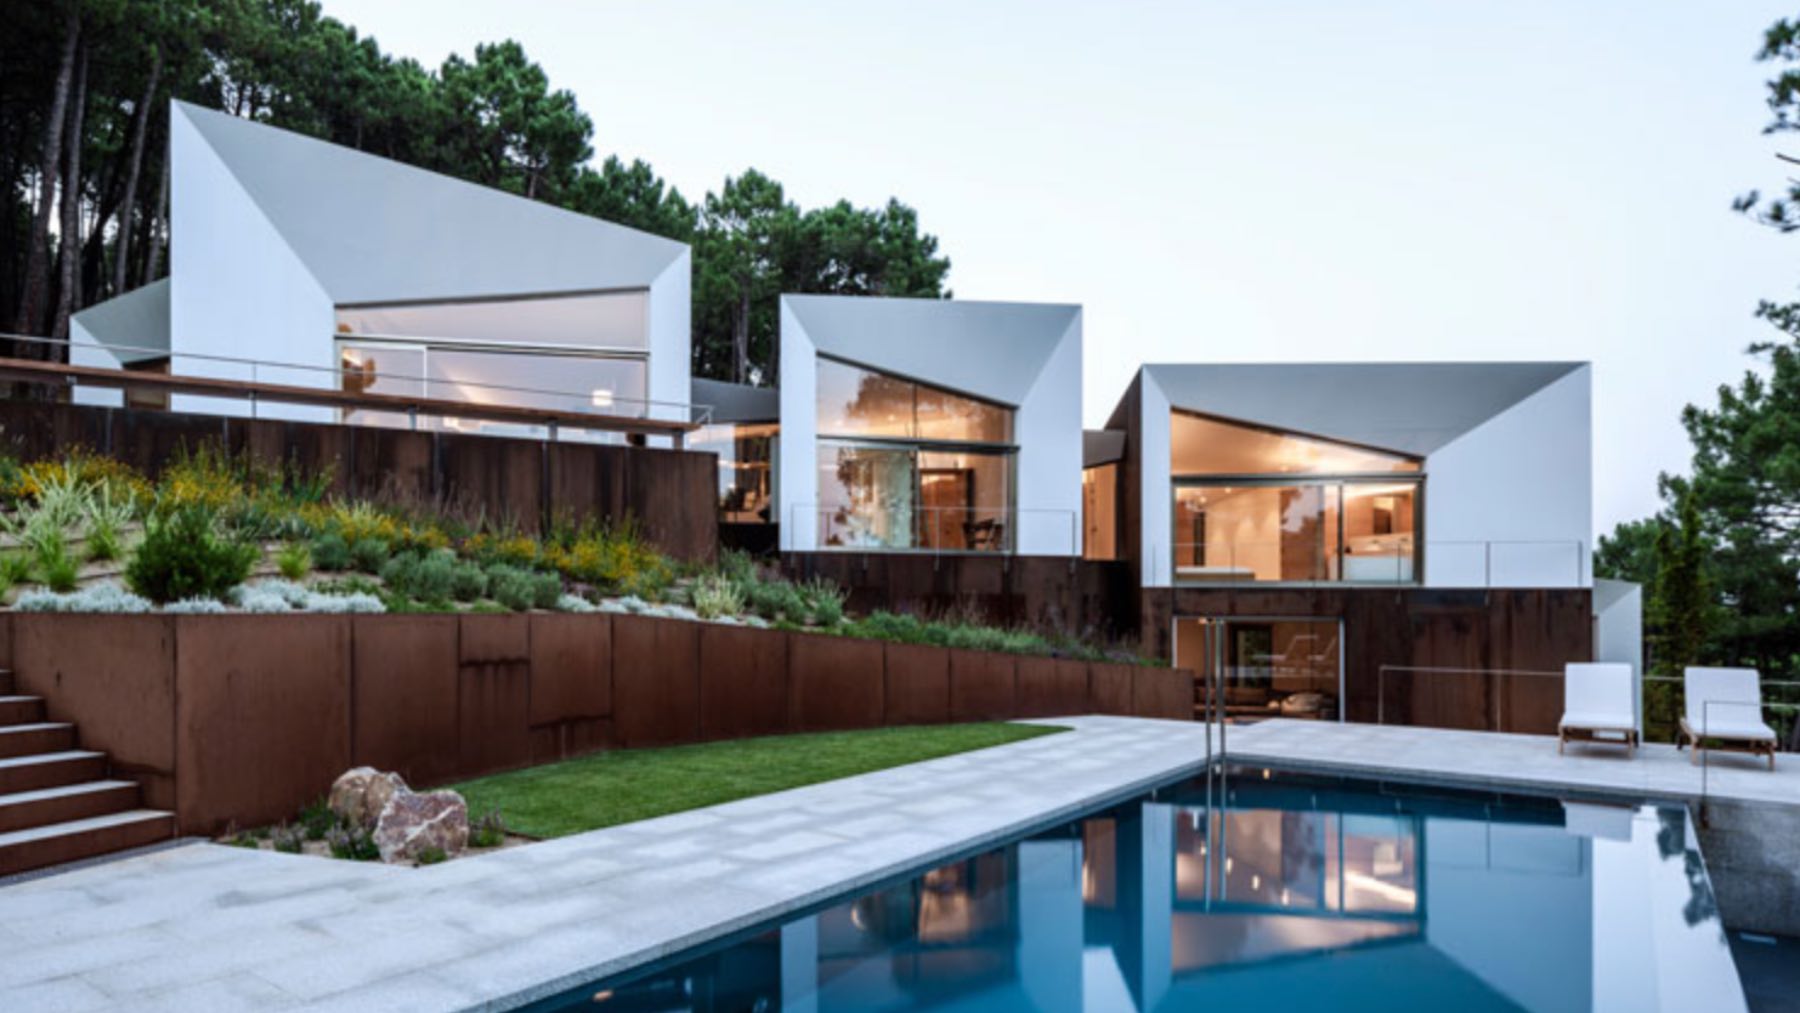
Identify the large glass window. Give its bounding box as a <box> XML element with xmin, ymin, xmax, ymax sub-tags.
<box><xmin>335</xmin><ymin>291</ymin><xmax>647</xmax><ymax>351</ymax></box>
<box><xmin>333</xmin><ymin>291</ymin><xmax>650</xmax><ymax>436</ymax></box>
<box><xmin>691</xmin><ymin>423</ymin><xmax>778</xmax><ymax>523</ymax></box>
<box><xmin>1171</xmin><ymin>412</ymin><xmax>1420</xmax><ymax>583</ymax></box>
<box><xmin>816</xmin><ymin>358</ymin><xmax>1016</xmax><ymax>552</ymax></box>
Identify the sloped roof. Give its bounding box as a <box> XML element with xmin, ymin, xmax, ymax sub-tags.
<box><xmin>783</xmin><ymin>294</ymin><xmax>1079</xmax><ymax>406</ymax></box>
<box><xmin>1143</xmin><ymin>361</ymin><xmax>1584</xmax><ymax>456</ymax></box>
<box><xmin>70</xmin><ymin>278</ymin><xmax>169</xmax><ymax>363</ymax></box>
<box><xmin>1084</xmin><ymin>429</ymin><xmax>1126</xmax><ymax>467</ymax></box>
<box><xmin>174</xmin><ymin>102</ymin><xmax>687</xmax><ymax>305</ymax></box>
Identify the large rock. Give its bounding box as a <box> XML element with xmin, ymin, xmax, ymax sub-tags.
<box><xmin>373</xmin><ymin>789</ymin><xmax>469</xmax><ymax>864</ymax></box>
<box><xmin>328</xmin><ymin>767</ymin><xmax>408</xmax><ymax>831</ymax></box>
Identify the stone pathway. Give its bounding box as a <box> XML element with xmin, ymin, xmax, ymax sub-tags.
<box><xmin>0</xmin><ymin>716</ymin><xmax>1213</xmax><ymax>1012</ymax></box>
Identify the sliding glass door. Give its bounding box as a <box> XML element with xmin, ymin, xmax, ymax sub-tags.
<box><xmin>1176</xmin><ymin>616</ymin><xmax>1343</xmax><ymax>722</ymax></box>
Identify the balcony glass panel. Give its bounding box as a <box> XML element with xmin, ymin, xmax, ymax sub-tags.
<box><xmin>425</xmin><ymin>347</ymin><xmax>647</xmax><ymax>420</ymax></box>
<box><xmin>339</xmin><ymin>343</ymin><xmax>424</xmax><ymax>430</ymax></box>
<box><xmin>918</xmin><ymin>450</ymin><xmax>1011</xmax><ymax>551</ymax></box>
<box><xmin>819</xmin><ymin>443</ymin><xmax>919</xmax><ymax>549</ymax></box>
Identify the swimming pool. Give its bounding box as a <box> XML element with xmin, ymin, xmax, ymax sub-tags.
<box><xmin>545</xmin><ymin>766</ymin><xmax>1745</xmax><ymax>1012</ymax></box>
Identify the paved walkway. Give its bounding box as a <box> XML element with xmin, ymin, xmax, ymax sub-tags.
<box><xmin>1227</xmin><ymin>719</ymin><xmax>1800</xmax><ymax>808</ymax></box>
<box><xmin>4</xmin><ymin>716</ymin><xmax>1794</xmax><ymax>1012</ymax></box>
<box><xmin>0</xmin><ymin>716</ymin><xmax>1213</xmax><ymax>1012</ymax></box>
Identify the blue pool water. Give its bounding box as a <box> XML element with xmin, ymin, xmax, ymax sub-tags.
<box><xmin>548</xmin><ymin>766</ymin><xmax>1745</xmax><ymax>1012</ymax></box>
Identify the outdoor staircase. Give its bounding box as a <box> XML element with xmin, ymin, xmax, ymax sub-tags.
<box><xmin>0</xmin><ymin>669</ymin><xmax>175</xmax><ymax>876</ymax></box>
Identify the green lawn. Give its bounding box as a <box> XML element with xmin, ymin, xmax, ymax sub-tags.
<box><xmin>450</xmin><ymin>722</ymin><xmax>1066</xmax><ymax>839</ymax></box>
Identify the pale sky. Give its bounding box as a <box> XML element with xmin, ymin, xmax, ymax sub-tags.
<box><xmin>323</xmin><ymin>0</ymin><xmax>1797</xmax><ymax>538</ymax></box>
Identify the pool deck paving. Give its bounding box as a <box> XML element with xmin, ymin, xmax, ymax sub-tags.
<box><xmin>2</xmin><ymin>715</ymin><xmax>1796</xmax><ymax>1011</ymax></box>
<box><xmin>0</xmin><ymin>716</ymin><xmax>1215</xmax><ymax>1012</ymax></box>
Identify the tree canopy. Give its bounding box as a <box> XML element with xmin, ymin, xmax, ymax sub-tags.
<box><xmin>1</xmin><ymin>0</ymin><xmax>950</xmax><ymax>381</ymax></box>
<box><xmin>1598</xmin><ymin>13</ymin><xmax>1800</xmax><ymax>743</ymax></box>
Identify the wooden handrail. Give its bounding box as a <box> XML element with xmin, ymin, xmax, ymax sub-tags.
<box><xmin>0</xmin><ymin>356</ymin><xmax>699</xmax><ymax>444</ymax></box>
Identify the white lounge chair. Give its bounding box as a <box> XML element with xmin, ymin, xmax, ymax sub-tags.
<box><xmin>1558</xmin><ymin>663</ymin><xmax>1638</xmax><ymax>756</ymax></box>
<box><xmin>1681</xmin><ymin>667</ymin><xmax>1777</xmax><ymax>770</ymax></box>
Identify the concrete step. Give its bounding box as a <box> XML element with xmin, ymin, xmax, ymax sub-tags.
<box><xmin>0</xmin><ymin>695</ymin><xmax>46</xmax><ymax>726</ymax></box>
<box><xmin>0</xmin><ymin>780</ymin><xmax>141</xmax><ymax>834</ymax></box>
<box><xmin>0</xmin><ymin>751</ymin><xmax>107</xmax><ymax>795</ymax></box>
<box><xmin>0</xmin><ymin>809</ymin><xmax>175</xmax><ymax>876</ymax></box>
<box><xmin>0</xmin><ymin>723</ymin><xmax>75</xmax><ymax>759</ymax></box>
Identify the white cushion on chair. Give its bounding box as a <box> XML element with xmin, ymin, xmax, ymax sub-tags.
<box><xmin>1684</xmin><ymin>667</ymin><xmax>1775</xmax><ymax>739</ymax></box>
<box><xmin>1560</xmin><ymin>663</ymin><xmax>1635</xmax><ymax>731</ymax></box>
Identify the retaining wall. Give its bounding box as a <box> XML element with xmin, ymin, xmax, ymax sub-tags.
<box><xmin>2</xmin><ymin>612</ymin><xmax>1191</xmax><ymax>834</ymax></box>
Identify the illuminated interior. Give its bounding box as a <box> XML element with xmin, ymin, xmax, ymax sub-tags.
<box><xmin>1171</xmin><ymin>411</ymin><xmax>1421</xmax><ymax>583</ymax></box>
<box><xmin>333</xmin><ymin>291</ymin><xmax>650</xmax><ymax>438</ymax></box>
<box><xmin>816</xmin><ymin>358</ymin><xmax>1015</xmax><ymax>552</ymax></box>
<box><xmin>690</xmin><ymin>422</ymin><xmax>778</xmax><ymax>523</ymax></box>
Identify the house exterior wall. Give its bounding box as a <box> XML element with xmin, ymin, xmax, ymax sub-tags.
<box><xmin>776</xmin><ymin>297</ymin><xmax>1083</xmax><ymax>556</ymax></box>
<box><xmin>1131</xmin><ymin>363</ymin><xmax>1593</xmax><ymax>590</ymax></box>
<box><xmin>1013</xmin><ymin>313</ymin><xmax>1085</xmax><ymax>554</ymax></box>
<box><xmin>646</xmin><ymin>252</ymin><xmax>694</xmax><ymax>431</ymax></box>
<box><xmin>1421</xmin><ymin>365</ymin><xmax>1592</xmax><ymax>588</ymax></box>
<box><xmin>169</xmin><ymin>103</ymin><xmax>336</xmax><ymax>423</ymax></box>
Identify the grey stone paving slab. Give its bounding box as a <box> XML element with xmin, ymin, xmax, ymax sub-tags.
<box><xmin>0</xmin><ymin>717</ymin><xmax>1212</xmax><ymax>1011</ymax></box>
<box><xmin>5</xmin><ymin>715</ymin><xmax>1789</xmax><ymax>1012</ymax></box>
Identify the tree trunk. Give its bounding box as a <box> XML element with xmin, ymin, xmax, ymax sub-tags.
<box><xmin>112</xmin><ymin>48</ymin><xmax>162</xmax><ymax>297</ymax></box>
<box><xmin>51</xmin><ymin>42</ymin><xmax>89</xmax><ymax>348</ymax></box>
<box><xmin>14</xmin><ymin>5</ymin><xmax>81</xmax><ymax>338</ymax></box>
<box><xmin>141</xmin><ymin>140</ymin><xmax>169</xmax><ymax>285</ymax></box>
<box><xmin>732</xmin><ymin>285</ymin><xmax>751</xmax><ymax>384</ymax></box>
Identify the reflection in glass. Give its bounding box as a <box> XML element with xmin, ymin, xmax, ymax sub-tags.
<box><xmin>339</xmin><ymin>344</ymin><xmax>424</xmax><ymax>430</ymax></box>
<box><xmin>816</xmin><ymin>358</ymin><xmax>917</xmax><ymax>438</ymax></box>
<box><xmin>1171</xmin><ymin>411</ymin><xmax>1419</xmax><ymax>476</ymax></box>
<box><xmin>336</xmin><ymin>291</ymin><xmax>648</xmax><ymax>350</ymax></box>
<box><xmin>568</xmin><ymin>770</ymin><xmax>1736</xmax><ymax>1012</ymax></box>
<box><xmin>814</xmin><ymin>358</ymin><xmax>1017</xmax><ymax>552</ymax></box>
<box><xmin>690</xmin><ymin>423</ymin><xmax>778</xmax><ymax>523</ymax></box>
<box><xmin>819</xmin><ymin>444</ymin><xmax>917</xmax><ymax>549</ymax></box>
<box><xmin>1172</xmin><ymin>480</ymin><xmax>1419</xmax><ymax>584</ymax></box>
<box><xmin>1177</xmin><ymin>617</ymin><xmax>1341</xmax><ymax>722</ymax></box>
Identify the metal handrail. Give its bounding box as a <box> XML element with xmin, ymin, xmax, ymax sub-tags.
<box><xmin>1376</xmin><ymin>664</ymin><xmax>1563</xmax><ymax>732</ymax></box>
<box><xmin>789</xmin><ymin>502</ymin><xmax>1081</xmax><ymax>557</ymax></box>
<box><xmin>1171</xmin><ymin>537</ymin><xmax>1586</xmax><ymax>587</ymax></box>
<box><xmin>2</xmin><ymin>332</ymin><xmax>714</xmax><ymax>425</ymax></box>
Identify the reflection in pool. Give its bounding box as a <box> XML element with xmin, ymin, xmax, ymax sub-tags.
<box><xmin>546</xmin><ymin>767</ymin><xmax>1745</xmax><ymax>1012</ymax></box>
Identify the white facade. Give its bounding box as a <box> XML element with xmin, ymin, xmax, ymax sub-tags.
<box><xmin>73</xmin><ymin>101</ymin><xmax>692</xmax><ymax>437</ymax></box>
<box><xmin>1129</xmin><ymin>361</ymin><xmax>1595</xmax><ymax>590</ymax></box>
<box><xmin>778</xmin><ymin>294</ymin><xmax>1084</xmax><ymax>556</ymax></box>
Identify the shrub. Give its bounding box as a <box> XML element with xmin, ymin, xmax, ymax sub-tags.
<box><xmin>485</xmin><ymin>564</ymin><xmax>542</xmax><ymax>612</ymax></box>
<box><xmin>298</xmin><ymin>799</ymin><xmax>336</xmax><ymax>841</ymax></box>
<box><xmin>303</xmin><ymin>591</ymin><xmax>386</xmax><ymax>614</ymax></box>
<box><xmin>312</xmin><ymin>574</ymin><xmax>381</xmax><ymax>597</ymax></box>
<box><xmin>325</xmin><ymin>825</ymin><xmax>379</xmax><ymax>861</ymax></box>
<box><xmin>801</xmin><ymin>578</ymin><xmax>846</xmax><ymax>626</ymax></box>
<box><xmin>271</xmin><ymin>824</ymin><xmax>305</xmax><ymax>854</ymax></box>
<box><xmin>124</xmin><ymin>507</ymin><xmax>258</xmax><ymax>604</ymax></box>
<box><xmin>449</xmin><ymin>558</ymin><xmax>487</xmax><ymax>602</ymax></box>
<box><xmin>691</xmin><ymin>573</ymin><xmax>745</xmax><ymax>619</ymax></box>
<box><xmin>349</xmin><ymin>537</ymin><xmax>390</xmax><ymax>574</ymax></box>
<box><xmin>415</xmin><ymin>846</ymin><xmax>448</xmax><ymax>866</ymax></box>
<box><xmin>556</xmin><ymin>593</ymin><xmax>598</xmax><ymax>613</ymax></box>
<box><xmin>164</xmin><ymin>597</ymin><xmax>229</xmax><ymax>614</ymax></box>
<box><xmin>34</xmin><ymin>533</ymin><xmax>80</xmax><ymax>593</ymax></box>
<box><xmin>310</xmin><ymin>532</ymin><xmax>352</xmax><ymax>571</ymax></box>
<box><xmin>469</xmin><ymin>808</ymin><xmax>506</xmax><ymax>848</ymax></box>
<box><xmin>14</xmin><ymin>582</ymin><xmax>153</xmax><ymax>613</ymax></box>
<box><xmin>82</xmin><ymin>483</ymin><xmax>134</xmax><ymax>563</ymax></box>
<box><xmin>275</xmin><ymin>542</ymin><xmax>311</xmax><ymax>580</ymax></box>
<box><xmin>381</xmin><ymin>549</ymin><xmax>464</xmax><ymax>606</ymax></box>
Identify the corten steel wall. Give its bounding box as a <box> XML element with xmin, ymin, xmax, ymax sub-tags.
<box><xmin>0</xmin><ymin>399</ymin><xmax>718</xmax><ymax>561</ymax></box>
<box><xmin>1141</xmin><ymin>586</ymin><xmax>1593</xmax><ymax>734</ymax></box>
<box><xmin>780</xmin><ymin>553</ymin><xmax>1139</xmax><ymax>640</ymax></box>
<box><xmin>3</xmin><ymin>612</ymin><xmax>1191</xmax><ymax>834</ymax></box>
